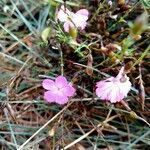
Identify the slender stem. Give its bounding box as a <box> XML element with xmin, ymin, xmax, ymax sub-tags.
<box><xmin>60</xmin><ymin>49</ymin><xmax>64</xmax><ymax>76</ymax></box>
<box><xmin>132</xmin><ymin>45</ymin><xmax>150</xmax><ymax>67</ymax></box>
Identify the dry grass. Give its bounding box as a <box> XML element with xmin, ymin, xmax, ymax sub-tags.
<box><xmin>0</xmin><ymin>0</ymin><xmax>149</xmax><ymax>149</ymax></box>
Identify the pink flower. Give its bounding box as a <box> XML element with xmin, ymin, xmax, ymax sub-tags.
<box><xmin>42</xmin><ymin>76</ymin><xmax>75</xmax><ymax>105</ymax></box>
<box><xmin>96</xmin><ymin>67</ymin><xmax>132</xmax><ymax>103</ymax></box>
<box><xmin>57</xmin><ymin>5</ymin><xmax>89</xmax><ymax>32</ymax></box>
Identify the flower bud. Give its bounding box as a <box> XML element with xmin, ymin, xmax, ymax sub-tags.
<box><xmin>117</xmin><ymin>0</ymin><xmax>125</xmax><ymax>5</ymax></box>
<box><xmin>69</xmin><ymin>27</ymin><xmax>78</xmax><ymax>40</ymax></box>
<box><xmin>86</xmin><ymin>54</ymin><xmax>93</xmax><ymax>76</ymax></box>
<box><xmin>48</xmin><ymin>127</ymin><xmax>55</xmax><ymax>137</ymax></box>
<box><xmin>133</xmin><ymin>35</ymin><xmax>142</xmax><ymax>41</ymax></box>
<box><xmin>110</xmin><ymin>55</ymin><xmax>117</xmax><ymax>63</ymax></box>
<box><xmin>129</xmin><ymin>111</ymin><xmax>138</xmax><ymax>119</ymax></box>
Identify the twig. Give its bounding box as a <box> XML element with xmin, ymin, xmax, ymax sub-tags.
<box><xmin>62</xmin><ymin>115</ymin><xmax>119</xmax><ymax>150</ymax></box>
<box><xmin>17</xmin><ymin>102</ymin><xmax>73</xmax><ymax>150</ymax></box>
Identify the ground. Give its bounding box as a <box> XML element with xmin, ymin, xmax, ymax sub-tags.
<box><xmin>0</xmin><ymin>0</ymin><xmax>150</xmax><ymax>150</ymax></box>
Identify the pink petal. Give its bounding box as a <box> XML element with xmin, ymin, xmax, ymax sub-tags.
<box><xmin>64</xmin><ymin>22</ymin><xmax>69</xmax><ymax>32</ymax></box>
<box><xmin>107</xmin><ymin>86</ymin><xmax>120</xmax><ymax>103</ymax></box>
<box><xmin>44</xmin><ymin>91</ymin><xmax>55</xmax><ymax>103</ymax></box>
<box><xmin>97</xmin><ymin>81</ymin><xmax>113</xmax><ymax>93</ymax></box>
<box><xmin>115</xmin><ymin>91</ymin><xmax>124</xmax><ymax>102</ymax></box>
<box><xmin>54</xmin><ymin>95</ymin><xmax>69</xmax><ymax>105</ymax></box>
<box><xmin>72</xmin><ymin>9</ymin><xmax>89</xmax><ymax>30</ymax></box>
<box><xmin>96</xmin><ymin>80</ymin><xmax>105</xmax><ymax>88</ymax></box>
<box><xmin>55</xmin><ymin>76</ymin><xmax>68</xmax><ymax>88</ymax></box>
<box><xmin>95</xmin><ymin>66</ymin><xmax>131</xmax><ymax>103</ymax></box>
<box><xmin>116</xmin><ymin>66</ymin><xmax>125</xmax><ymax>79</ymax></box>
<box><xmin>72</xmin><ymin>15</ymin><xmax>87</xmax><ymax>30</ymax></box>
<box><xmin>44</xmin><ymin>91</ymin><xmax>69</xmax><ymax>105</ymax></box>
<box><xmin>117</xmin><ymin>80</ymin><xmax>131</xmax><ymax>97</ymax></box>
<box><xmin>42</xmin><ymin>79</ymin><xmax>55</xmax><ymax>90</ymax></box>
<box><xmin>96</xmin><ymin>81</ymin><xmax>121</xmax><ymax>102</ymax></box>
<box><xmin>123</xmin><ymin>81</ymin><xmax>132</xmax><ymax>95</ymax></box>
<box><xmin>96</xmin><ymin>77</ymin><xmax>114</xmax><ymax>87</ymax></box>
<box><xmin>78</xmin><ymin>21</ymin><xmax>87</xmax><ymax>30</ymax></box>
<box><xmin>57</xmin><ymin>5</ymin><xmax>71</xmax><ymax>22</ymax></box>
<box><xmin>76</xmin><ymin>9</ymin><xmax>89</xmax><ymax>18</ymax></box>
<box><xmin>96</xmin><ymin>88</ymin><xmax>106</xmax><ymax>100</ymax></box>
<box><xmin>102</xmin><ymin>89</ymin><xmax>111</xmax><ymax>100</ymax></box>
<box><xmin>64</xmin><ymin>21</ymin><xmax>75</xmax><ymax>32</ymax></box>
<box><xmin>62</xmin><ymin>85</ymin><xmax>76</xmax><ymax>97</ymax></box>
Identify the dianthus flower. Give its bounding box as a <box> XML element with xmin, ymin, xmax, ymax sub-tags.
<box><xmin>42</xmin><ymin>76</ymin><xmax>75</xmax><ymax>105</ymax></box>
<box><xmin>96</xmin><ymin>67</ymin><xmax>131</xmax><ymax>103</ymax></box>
<box><xmin>57</xmin><ymin>5</ymin><xmax>89</xmax><ymax>32</ymax></box>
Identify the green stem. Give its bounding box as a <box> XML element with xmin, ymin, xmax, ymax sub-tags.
<box><xmin>60</xmin><ymin>49</ymin><xmax>64</xmax><ymax>76</ymax></box>
<box><xmin>132</xmin><ymin>45</ymin><xmax>150</xmax><ymax>67</ymax></box>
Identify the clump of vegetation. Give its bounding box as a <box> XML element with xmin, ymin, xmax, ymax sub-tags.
<box><xmin>0</xmin><ymin>0</ymin><xmax>149</xmax><ymax>149</ymax></box>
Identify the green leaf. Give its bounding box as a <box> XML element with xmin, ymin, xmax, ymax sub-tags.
<box><xmin>41</xmin><ymin>27</ymin><xmax>51</xmax><ymax>43</ymax></box>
